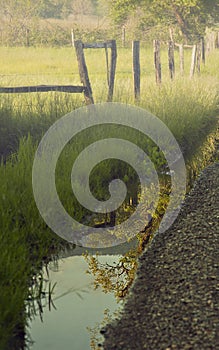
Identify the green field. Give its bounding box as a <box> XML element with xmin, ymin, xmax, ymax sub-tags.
<box><xmin>1</xmin><ymin>45</ymin><xmax>218</xmax><ymax>155</ymax></box>
<box><xmin>0</xmin><ymin>45</ymin><xmax>218</xmax><ymax>349</ymax></box>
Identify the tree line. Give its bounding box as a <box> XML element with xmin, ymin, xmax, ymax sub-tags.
<box><xmin>0</xmin><ymin>0</ymin><xmax>98</xmax><ymax>20</ymax></box>
<box><xmin>0</xmin><ymin>0</ymin><xmax>218</xmax><ymax>46</ymax></box>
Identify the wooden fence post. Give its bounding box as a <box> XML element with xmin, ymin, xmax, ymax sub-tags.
<box><xmin>107</xmin><ymin>40</ymin><xmax>117</xmax><ymax>102</ymax></box>
<box><xmin>105</xmin><ymin>43</ymin><xmax>110</xmax><ymax>87</ymax></box>
<box><xmin>26</xmin><ymin>28</ymin><xmax>30</xmax><ymax>47</ymax></box>
<box><xmin>201</xmin><ymin>37</ymin><xmax>205</xmax><ymax>64</ymax></box>
<box><xmin>207</xmin><ymin>32</ymin><xmax>216</xmax><ymax>53</ymax></box>
<box><xmin>168</xmin><ymin>41</ymin><xmax>175</xmax><ymax>79</ymax></box>
<box><xmin>71</xmin><ymin>29</ymin><xmax>75</xmax><ymax>47</ymax></box>
<box><xmin>216</xmin><ymin>32</ymin><xmax>219</xmax><ymax>49</ymax></box>
<box><xmin>211</xmin><ymin>32</ymin><xmax>216</xmax><ymax>51</ymax></box>
<box><xmin>122</xmin><ymin>26</ymin><xmax>126</xmax><ymax>47</ymax></box>
<box><xmin>190</xmin><ymin>44</ymin><xmax>197</xmax><ymax>78</ymax></box>
<box><xmin>132</xmin><ymin>40</ymin><xmax>140</xmax><ymax>100</ymax></box>
<box><xmin>169</xmin><ymin>27</ymin><xmax>174</xmax><ymax>42</ymax></box>
<box><xmin>74</xmin><ymin>40</ymin><xmax>94</xmax><ymax>104</ymax></box>
<box><xmin>179</xmin><ymin>44</ymin><xmax>184</xmax><ymax>75</ymax></box>
<box><xmin>154</xmin><ymin>40</ymin><xmax>161</xmax><ymax>83</ymax></box>
<box><xmin>206</xmin><ymin>35</ymin><xmax>210</xmax><ymax>55</ymax></box>
<box><xmin>196</xmin><ymin>42</ymin><xmax>201</xmax><ymax>74</ymax></box>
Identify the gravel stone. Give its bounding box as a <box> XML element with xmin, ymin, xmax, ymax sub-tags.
<box><xmin>103</xmin><ymin>162</ymin><xmax>219</xmax><ymax>350</ymax></box>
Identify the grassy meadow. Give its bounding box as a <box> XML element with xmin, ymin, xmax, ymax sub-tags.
<box><xmin>0</xmin><ymin>45</ymin><xmax>218</xmax><ymax>349</ymax></box>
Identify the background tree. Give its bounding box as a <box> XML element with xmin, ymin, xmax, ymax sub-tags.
<box><xmin>0</xmin><ymin>0</ymin><xmax>42</xmax><ymax>45</ymax></box>
<box><xmin>37</xmin><ymin>0</ymin><xmax>73</xmax><ymax>19</ymax></box>
<box><xmin>0</xmin><ymin>0</ymin><xmax>73</xmax><ymax>20</ymax></box>
<box><xmin>108</xmin><ymin>0</ymin><xmax>219</xmax><ymax>42</ymax></box>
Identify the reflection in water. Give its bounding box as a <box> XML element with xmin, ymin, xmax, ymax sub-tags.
<box><xmin>28</xmin><ymin>188</ymin><xmax>169</xmax><ymax>350</ymax></box>
<box><xmin>28</xmin><ymin>187</ymin><xmax>169</xmax><ymax>350</ymax></box>
<box><xmin>29</xmin><ymin>255</ymin><xmax>123</xmax><ymax>350</ymax></box>
<box><xmin>84</xmin><ymin>250</ymin><xmax>138</xmax><ymax>299</ymax></box>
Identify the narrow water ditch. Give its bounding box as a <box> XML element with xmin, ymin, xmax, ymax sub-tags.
<box><xmin>26</xmin><ymin>127</ymin><xmax>219</xmax><ymax>350</ymax></box>
<box><xmin>28</xmin><ymin>243</ymin><xmax>137</xmax><ymax>350</ymax></box>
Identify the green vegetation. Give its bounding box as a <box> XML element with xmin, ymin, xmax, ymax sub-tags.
<box><xmin>0</xmin><ymin>36</ymin><xmax>218</xmax><ymax>350</ymax></box>
<box><xmin>0</xmin><ymin>137</ymin><xmax>69</xmax><ymax>349</ymax></box>
<box><xmin>109</xmin><ymin>0</ymin><xmax>219</xmax><ymax>41</ymax></box>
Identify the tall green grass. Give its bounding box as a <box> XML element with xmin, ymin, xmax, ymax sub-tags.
<box><xmin>0</xmin><ymin>136</ymin><xmax>75</xmax><ymax>349</ymax></box>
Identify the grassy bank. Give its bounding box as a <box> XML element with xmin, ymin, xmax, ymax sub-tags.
<box><xmin>0</xmin><ymin>46</ymin><xmax>218</xmax><ymax>349</ymax></box>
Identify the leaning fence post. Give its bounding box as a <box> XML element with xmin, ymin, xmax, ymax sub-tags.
<box><xmin>168</xmin><ymin>41</ymin><xmax>175</xmax><ymax>79</ymax></box>
<box><xmin>74</xmin><ymin>40</ymin><xmax>94</xmax><ymax>104</ymax></box>
<box><xmin>154</xmin><ymin>40</ymin><xmax>161</xmax><ymax>83</ymax></box>
<box><xmin>132</xmin><ymin>40</ymin><xmax>140</xmax><ymax>100</ymax></box>
<box><xmin>190</xmin><ymin>44</ymin><xmax>197</xmax><ymax>78</ymax></box>
<box><xmin>107</xmin><ymin>40</ymin><xmax>117</xmax><ymax>102</ymax></box>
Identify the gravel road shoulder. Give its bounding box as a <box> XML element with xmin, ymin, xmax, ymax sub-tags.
<box><xmin>103</xmin><ymin>162</ymin><xmax>219</xmax><ymax>350</ymax></box>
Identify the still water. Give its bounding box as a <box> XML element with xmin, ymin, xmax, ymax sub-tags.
<box><xmin>29</xmin><ymin>252</ymin><xmax>124</xmax><ymax>350</ymax></box>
